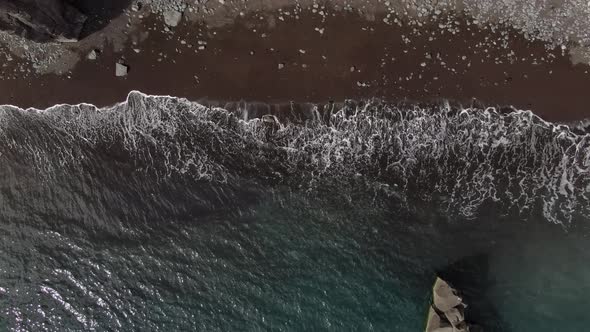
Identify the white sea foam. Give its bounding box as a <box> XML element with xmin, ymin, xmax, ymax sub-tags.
<box><xmin>0</xmin><ymin>91</ymin><xmax>588</xmax><ymax>225</ymax></box>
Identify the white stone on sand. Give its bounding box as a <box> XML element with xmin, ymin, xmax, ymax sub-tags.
<box><xmin>163</xmin><ymin>10</ymin><xmax>183</xmax><ymax>27</ymax></box>
<box><xmin>115</xmin><ymin>63</ymin><xmax>129</xmax><ymax>77</ymax></box>
<box><xmin>87</xmin><ymin>50</ymin><xmax>98</xmax><ymax>60</ymax></box>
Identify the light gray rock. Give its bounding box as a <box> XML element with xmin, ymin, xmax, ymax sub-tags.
<box><xmin>433</xmin><ymin>277</ymin><xmax>463</xmax><ymax>312</ymax></box>
<box><xmin>87</xmin><ymin>50</ymin><xmax>98</xmax><ymax>60</ymax></box>
<box><xmin>115</xmin><ymin>63</ymin><xmax>129</xmax><ymax>77</ymax></box>
<box><xmin>163</xmin><ymin>10</ymin><xmax>182</xmax><ymax>27</ymax></box>
<box><xmin>425</xmin><ymin>277</ymin><xmax>470</xmax><ymax>332</ymax></box>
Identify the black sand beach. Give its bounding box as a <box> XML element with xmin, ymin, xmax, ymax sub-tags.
<box><xmin>1</xmin><ymin>9</ymin><xmax>589</xmax><ymax>122</ymax></box>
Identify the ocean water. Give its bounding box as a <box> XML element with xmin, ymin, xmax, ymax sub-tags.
<box><xmin>0</xmin><ymin>91</ymin><xmax>589</xmax><ymax>331</ymax></box>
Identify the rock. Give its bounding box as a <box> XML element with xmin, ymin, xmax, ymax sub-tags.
<box><xmin>115</xmin><ymin>63</ymin><xmax>128</xmax><ymax>77</ymax></box>
<box><xmin>131</xmin><ymin>2</ymin><xmax>142</xmax><ymax>12</ymax></box>
<box><xmin>0</xmin><ymin>0</ymin><xmax>87</xmax><ymax>42</ymax></box>
<box><xmin>163</xmin><ymin>10</ymin><xmax>182</xmax><ymax>27</ymax></box>
<box><xmin>425</xmin><ymin>277</ymin><xmax>470</xmax><ymax>332</ymax></box>
<box><xmin>87</xmin><ymin>49</ymin><xmax>99</xmax><ymax>60</ymax></box>
<box><xmin>433</xmin><ymin>277</ymin><xmax>463</xmax><ymax>312</ymax></box>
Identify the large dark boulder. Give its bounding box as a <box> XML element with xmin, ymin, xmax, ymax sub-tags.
<box><xmin>0</xmin><ymin>0</ymin><xmax>87</xmax><ymax>42</ymax></box>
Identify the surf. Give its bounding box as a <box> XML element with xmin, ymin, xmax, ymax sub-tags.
<box><xmin>0</xmin><ymin>91</ymin><xmax>588</xmax><ymax>226</ymax></box>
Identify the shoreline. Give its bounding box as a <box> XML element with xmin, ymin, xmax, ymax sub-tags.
<box><xmin>1</xmin><ymin>8</ymin><xmax>590</xmax><ymax>122</ymax></box>
<box><xmin>8</xmin><ymin>90</ymin><xmax>590</xmax><ymax>137</ymax></box>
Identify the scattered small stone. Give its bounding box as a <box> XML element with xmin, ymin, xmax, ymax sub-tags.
<box><xmin>299</xmin><ymin>49</ymin><xmax>306</xmax><ymax>54</ymax></box>
<box><xmin>278</xmin><ymin>63</ymin><xmax>285</xmax><ymax>69</ymax></box>
<box><xmin>350</xmin><ymin>66</ymin><xmax>356</xmax><ymax>72</ymax></box>
<box><xmin>115</xmin><ymin>63</ymin><xmax>129</xmax><ymax>77</ymax></box>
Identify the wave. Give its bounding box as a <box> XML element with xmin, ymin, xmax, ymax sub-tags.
<box><xmin>0</xmin><ymin>91</ymin><xmax>588</xmax><ymax>226</ymax></box>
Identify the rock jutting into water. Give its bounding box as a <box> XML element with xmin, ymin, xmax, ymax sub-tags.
<box><xmin>0</xmin><ymin>0</ymin><xmax>86</xmax><ymax>42</ymax></box>
<box><xmin>425</xmin><ymin>277</ymin><xmax>471</xmax><ymax>332</ymax></box>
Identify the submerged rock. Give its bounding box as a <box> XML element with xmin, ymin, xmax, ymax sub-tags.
<box><xmin>0</xmin><ymin>0</ymin><xmax>87</xmax><ymax>42</ymax></box>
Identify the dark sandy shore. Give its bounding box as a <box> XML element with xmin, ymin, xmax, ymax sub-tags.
<box><xmin>1</xmin><ymin>8</ymin><xmax>589</xmax><ymax>123</ymax></box>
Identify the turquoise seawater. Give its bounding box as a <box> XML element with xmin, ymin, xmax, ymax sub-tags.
<box><xmin>0</xmin><ymin>93</ymin><xmax>589</xmax><ymax>331</ymax></box>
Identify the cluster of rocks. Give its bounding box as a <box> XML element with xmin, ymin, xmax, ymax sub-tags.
<box><xmin>0</xmin><ymin>0</ymin><xmax>589</xmax><ymax>78</ymax></box>
<box><xmin>0</xmin><ymin>0</ymin><xmax>86</xmax><ymax>42</ymax></box>
<box><xmin>425</xmin><ymin>277</ymin><xmax>474</xmax><ymax>332</ymax></box>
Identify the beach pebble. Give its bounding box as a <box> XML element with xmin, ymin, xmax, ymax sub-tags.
<box><xmin>163</xmin><ymin>10</ymin><xmax>182</xmax><ymax>27</ymax></box>
<box><xmin>116</xmin><ymin>63</ymin><xmax>129</xmax><ymax>77</ymax></box>
<box><xmin>131</xmin><ymin>2</ymin><xmax>142</xmax><ymax>12</ymax></box>
<box><xmin>87</xmin><ymin>50</ymin><xmax>99</xmax><ymax>60</ymax></box>
<box><xmin>278</xmin><ymin>63</ymin><xmax>285</xmax><ymax>69</ymax></box>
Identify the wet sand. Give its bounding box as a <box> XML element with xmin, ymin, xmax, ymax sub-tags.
<box><xmin>1</xmin><ymin>9</ymin><xmax>589</xmax><ymax>122</ymax></box>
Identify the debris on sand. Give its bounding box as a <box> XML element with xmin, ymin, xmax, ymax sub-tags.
<box><xmin>87</xmin><ymin>50</ymin><xmax>99</xmax><ymax>60</ymax></box>
<box><xmin>163</xmin><ymin>10</ymin><xmax>183</xmax><ymax>27</ymax></box>
<box><xmin>116</xmin><ymin>62</ymin><xmax>129</xmax><ymax>77</ymax></box>
<box><xmin>131</xmin><ymin>2</ymin><xmax>143</xmax><ymax>12</ymax></box>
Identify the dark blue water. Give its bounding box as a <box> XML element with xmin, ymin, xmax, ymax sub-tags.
<box><xmin>0</xmin><ymin>92</ymin><xmax>589</xmax><ymax>331</ymax></box>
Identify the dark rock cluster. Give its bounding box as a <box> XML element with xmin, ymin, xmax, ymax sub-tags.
<box><xmin>0</xmin><ymin>0</ymin><xmax>86</xmax><ymax>42</ymax></box>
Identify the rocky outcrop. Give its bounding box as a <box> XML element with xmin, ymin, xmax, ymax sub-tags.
<box><xmin>0</xmin><ymin>0</ymin><xmax>87</xmax><ymax>42</ymax></box>
<box><xmin>425</xmin><ymin>277</ymin><xmax>472</xmax><ymax>332</ymax></box>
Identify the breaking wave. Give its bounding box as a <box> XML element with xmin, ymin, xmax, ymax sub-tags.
<box><xmin>0</xmin><ymin>91</ymin><xmax>588</xmax><ymax>226</ymax></box>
